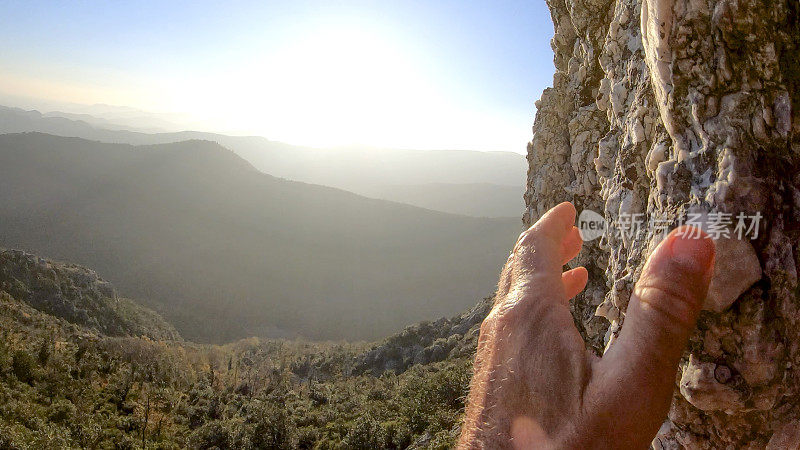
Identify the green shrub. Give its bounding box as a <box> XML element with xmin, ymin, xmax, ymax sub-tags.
<box><xmin>47</xmin><ymin>398</ymin><xmax>76</xmax><ymax>424</ymax></box>
<box><xmin>37</xmin><ymin>338</ymin><xmax>51</xmax><ymax>366</ymax></box>
<box><xmin>341</xmin><ymin>415</ymin><xmax>386</xmax><ymax>450</ymax></box>
<box><xmin>191</xmin><ymin>420</ymin><xmax>231</xmax><ymax>449</ymax></box>
<box><xmin>11</xmin><ymin>350</ymin><xmax>36</xmax><ymax>383</ymax></box>
<box><xmin>248</xmin><ymin>403</ymin><xmax>296</xmax><ymax>449</ymax></box>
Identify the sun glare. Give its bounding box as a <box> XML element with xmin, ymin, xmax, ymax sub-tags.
<box><xmin>162</xmin><ymin>24</ymin><xmax>528</xmax><ymax>152</ymax></box>
<box><xmin>180</xmin><ymin>25</ymin><xmax>440</xmax><ymax>147</ymax></box>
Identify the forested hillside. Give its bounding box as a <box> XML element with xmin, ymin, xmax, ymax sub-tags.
<box><xmin>0</xmin><ymin>249</ymin><xmax>483</xmax><ymax>448</ymax></box>
<box><xmin>0</xmin><ymin>132</ymin><xmax>518</xmax><ymax>342</ymax></box>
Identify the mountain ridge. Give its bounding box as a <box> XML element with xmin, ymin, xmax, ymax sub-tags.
<box><xmin>0</xmin><ymin>132</ymin><xmax>520</xmax><ymax>342</ymax></box>
<box><xmin>0</xmin><ymin>105</ymin><xmax>527</xmax><ymax>217</ymax></box>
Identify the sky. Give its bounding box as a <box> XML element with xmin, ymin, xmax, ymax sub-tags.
<box><xmin>0</xmin><ymin>0</ymin><xmax>555</xmax><ymax>153</ymax></box>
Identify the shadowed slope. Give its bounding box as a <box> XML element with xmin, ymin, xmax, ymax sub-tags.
<box><xmin>0</xmin><ymin>133</ymin><xmax>520</xmax><ymax>342</ymax></box>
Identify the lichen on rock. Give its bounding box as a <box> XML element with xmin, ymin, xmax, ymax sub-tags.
<box><xmin>525</xmin><ymin>0</ymin><xmax>799</xmax><ymax>446</ymax></box>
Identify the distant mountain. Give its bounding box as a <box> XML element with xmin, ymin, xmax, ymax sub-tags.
<box><xmin>57</xmin><ymin>103</ymin><xmax>192</xmax><ymax>132</ymax></box>
<box><xmin>41</xmin><ymin>110</ymin><xmax>166</xmax><ymax>133</ymax></box>
<box><xmin>0</xmin><ymin>105</ymin><xmax>527</xmax><ymax>217</ymax></box>
<box><xmin>0</xmin><ymin>133</ymin><xmax>520</xmax><ymax>342</ymax></box>
<box><xmin>358</xmin><ymin>183</ymin><xmax>524</xmax><ymax>217</ymax></box>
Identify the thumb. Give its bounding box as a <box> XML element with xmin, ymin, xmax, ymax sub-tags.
<box><xmin>619</xmin><ymin>225</ymin><xmax>715</xmax><ymax>366</ymax></box>
<box><xmin>587</xmin><ymin>226</ymin><xmax>714</xmax><ymax>448</ymax></box>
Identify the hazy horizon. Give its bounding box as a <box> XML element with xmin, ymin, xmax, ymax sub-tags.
<box><xmin>0</xmin><ymin>97</ymin><xmax>533</xmax><ymax>155</ymax></box>
<box><xmin>0</xmin><ymin>0</ymin><xmax>555</xmax><ymax>154</ymax></box>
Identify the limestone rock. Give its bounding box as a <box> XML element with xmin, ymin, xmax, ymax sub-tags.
<box><xmin>525</xmin><ymin>0</ymin><xmax>799</xmax><ymax>445</ymax></box>
<box><xmin>679</xmin><ymin>355</ymin><xmax>742</xmax><ymax>413</ymax></box>
<box><xmin>704</xmin><ymin>236</ymin><xmax>762</xmax><ymax>312</ymax></box>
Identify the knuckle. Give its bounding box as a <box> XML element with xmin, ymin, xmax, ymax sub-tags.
<box><xmin>484</xmin><ymin>301</ymin><xmax>515</xmax><ymax>330</ymax></box>
<box><xmin>492</xmin><ymin>309</ymin><xmax>515</xmax><ymax>329</ymax></box>
<box><xmin>493</xmin><ymin>300</ymin><xmax>527</xmax><ymax>330</ymax></box>
<box><xmin>633</xmin><ymin>280</ymin><xmax>701</xmax><ymax>326</ymax></box>
<box><xmin>479</xmin><ymin>316</ymin><xmax>494</xmax><ymax>335</ymax></box>
<box><xmin>516</xmin><ymin>224</ymin><xmax>545</xmax><ymax>251</ymax></box>
<box><xmin>515</xmin><ymin>228</ymin><xmax>532</xmax><ymax>249</ymax></box>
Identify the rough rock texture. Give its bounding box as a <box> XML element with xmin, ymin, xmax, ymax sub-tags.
<box><xmin>525</xmin><ymin>0</ymin><xmax>799</xmax><ymax>447</ymax></box>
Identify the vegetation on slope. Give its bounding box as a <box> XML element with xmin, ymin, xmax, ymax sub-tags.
<box><xmin>0</xmin><ymin>249</ymin><xmax>179</xmax><ymax>340</ymax></box>
<box><xmin>0</xmin><ymin>250</ymin><xmax>484</xmax><ymax>449</ymax></box>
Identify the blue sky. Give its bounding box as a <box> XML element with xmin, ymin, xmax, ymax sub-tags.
<box><xmin>0</xmin><ymin>0</ymin><xmax>555</xmax><ymax>152</ymax></box>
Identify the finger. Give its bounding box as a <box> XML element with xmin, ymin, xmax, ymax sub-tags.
<box><xmin>520</xmin><ymin>201</ymin><xmax>576</xmax><ymax>245</ymax></box>
<box><xmin>514</xmin><ymin>202</ymin><xmax>577</xmax><ymax>275</ymax></box>
<box><xmin>562</xmin><ymin>266</ymin><xmax>588</xmax><ymax>300</ymax></box>
<box><xmin>587</xmin><ymin>226</ymin><xmax>715</xmax><ymax>448</ymax></box>
<box><xmin>561</xmin><ymin>226</ymin><xmax>582</xmax><ymax>266</ymax></box>
<box><xmin>617</xmin><ymin>225</ymin><xmax>714</xmax><ymax>360</ymax></box>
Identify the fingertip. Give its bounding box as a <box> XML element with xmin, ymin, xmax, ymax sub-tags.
<box><xmin>562</xmin><ymin>266</ymin><xmax>588</xmax><ymax>299</ymax></box>
<box><xmin>623</xmin><ymin>226</ymin><xmax>716</xmax><ymax>348</ymax></box>
<box><xmin>557</xmin><ymin>201</ymin><xmax>577</xmax><ymax>213</ymax></box>
<box><xmin>518</xmin><ymin>202</ymin><xmax>577</xmax><ymax>250</ymax></box>
<box><xmin>532</xmin><ymin>202</ymin><xmax>577</xmax><ymax>238</ymax></box>
<box><xmin>567</xmin><ymin>265</ymin><xmax>588</xmax><ymax>282</ymax></box>
<box><xmin>568</xmin><ymin>225</ymin><xmax>582</xmax><ymax>243</ymax></box>
<box><xmin>667</xmin><ymin>226</ymin><xmax>715</xmax><ymax>277</ymax></box>
<box><xmin>552</xmin><ymin>201</ymin><xmax>577</xmax><ymax>228</ymax></box>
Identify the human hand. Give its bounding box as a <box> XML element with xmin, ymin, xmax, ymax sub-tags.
<box><xmin>458</xmin><ymin>202</ymin><xmax>715</xmax><ymax>449</ymax></box>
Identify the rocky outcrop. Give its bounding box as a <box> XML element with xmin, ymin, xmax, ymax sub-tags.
<box><xmin>526</xmin><ymin>0</ymin><xmax>799</xmax><ymax>446</ymax></box>
<box><xmin>351</xmin><ymin>297</ymin><xmax>491</xmax><ymax>376</ymax></box>
<box><xmin>0</xmin><ymin>249</ymin><xmax>180</xmax><ymax>340</ymax></box>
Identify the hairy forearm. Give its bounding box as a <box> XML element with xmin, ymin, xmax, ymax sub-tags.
<box><xmin>459</xmin><ymin>368</ymin><xmax>515</xmax><ymax>449</ymax></box>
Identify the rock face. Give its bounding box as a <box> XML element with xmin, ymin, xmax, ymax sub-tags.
<box><xmin>525</xmin><ymin>0</ymin><xmax>799</xmax><ymax>446</ymax></box>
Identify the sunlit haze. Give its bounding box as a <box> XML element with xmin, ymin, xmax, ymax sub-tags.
<box><xmin>0</xmin><ymin>0</ymin><xmax>555</xmax><ymax>153</ymax></box>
